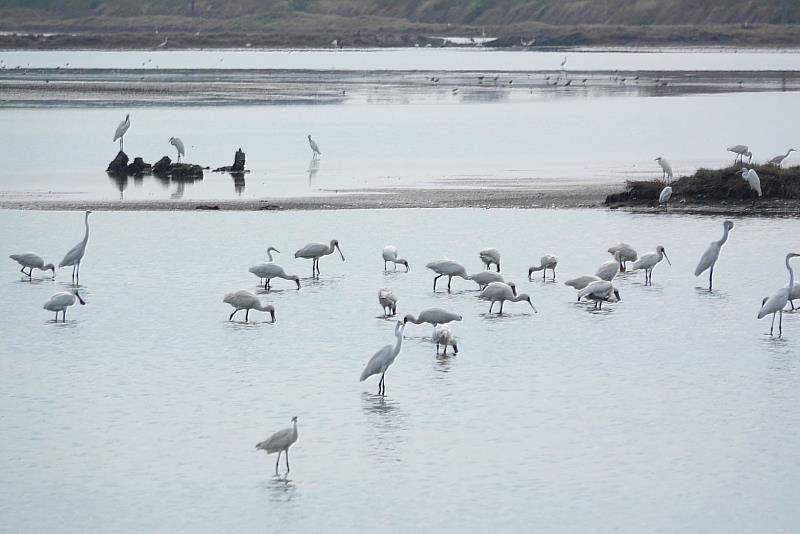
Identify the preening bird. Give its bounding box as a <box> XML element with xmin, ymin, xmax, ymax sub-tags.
<box><xmin>577</xmin><ymin>280</ymin><xmax>620</xmax><ymax>310</ymax></box>
<box><xmin>59</xmin><ymin>210</ymin><xmax>91</xmax><ymax>283</ymax></box>
<box><xmin>608</xmin><ymin>243</ymin><xmax>638</xmax><ymax>272</ymax></box>
<box><xmin>528</xmin><ymin>254</ymin><xmax>558</xmax><ymax>280</ymax></box>
<box><xmin>403</xmin><ymin>308</ymin><xmax>462</xmax><ymax>327</ymax></box>
<box><xmin>378</xmin><ymin>288</ymin><xmax>398</xmax><ymax>316</ymax></box>
<box><xmin>757</xmin><ymin>252</ymin><xmax>800</xmax><ymax>338</ymax></box>
<box><xmin>382</xmin><ymin>246</ymin><xmax>409</xmax><ymax>271</ymax></box>
<box><xmin>694</xmin><ymin>220</ymin><xmax>734</xmax><ymax>291</ymax></box>
<box><xmin>479</xmin><ymin>248</ymin><xmax>501</xmax><ymax>271</ymax></box>
<box><xmin>113</xmin><ymin>113</ymin><xmax>130</xmax><ymax>151</ymax></box>
<box><xmin>255</xmin><ymin>416</ymin><xmax>299</xmax><ymax>474</ymax></box>
<box><xmin>432</xmin><ymin>324</ymin><xmax>458</xmax><ymax>355</ymax></box>
<box><xmin>479</xmin><ymin>282</ymin><xmax>537</xmax><ymax>314</ymax></box>
<box><xmin>768</xmin><ymin>148</ymin><xmax>795</xmax><ymax>167</ymax></box>
<box><xmin>727</xmin><ymin>144</ymin><xmax>752</xmax><ymax>165</ymax></box>
<box><xmin>294</xmin><ymin>240</ymin><xmax>345</xmax><ymax>278</ymax></box>
<box><xmin>469</xmin><ymin>270</ymin><xmax>505</xmax><ymax>290</ymax></box>
<box><xmin>169</xmin><ymin>137</ymin><xmax>185</xmax><ymax>162</ymax></box>
<box><xmin>360</xmin><ymin>322</ymin><xmax>405</xmax><ymax>395</ymax></box>
<box><xmin>9</xmin><ymin>253</ymin><xmax>55</xmax><ymax>278</ymax></box>
<box><xmin>655</xmin><ymin>157</ymin><xmax>673</xmax><ymax>181</ymax></box>
<box><xmin>223</xmin><ymin>290</ymin><xmax>275</xmax><ymax>322</ymax></box>
<box><xmin>426</xmin><ymin>259</ymin><xmax>471</xmax><ymax>292</ymax></box>
<box><xmin>596</xmin><ymin>251</ymin><xmax>621</xmax><ymax>281</ymax></box>
<box><xmin>632</xmin><ymin>245</ymin><xmax>671</xmax><ymax>285</ymax></box>
<box><xmin>307</xmin><ymin>135</ymin><xmax>321</xmax><ymax>159</ymax></box>
<box><xmin>43</xmin><ymin>289</ymin><xmax>86</xmax><ymax>321</ymax></box>
<box><xmin>659</xmin><ymin>186</ymin><xmax>673</xmax><ymax>208</ymax></box>
<box><xmin>564</xmin><ymin>275</ymin><xmax>601</xmax><ymax>296</ymax></box>
<box><xmin>738</xmin><ymin>167</ymin><xmax>761</xmax><ymax>207</ymax></box>
<box><xmin>249</xmin><ymin>248</ymin><xmax>300</xmax><ymax>290</ymax></box>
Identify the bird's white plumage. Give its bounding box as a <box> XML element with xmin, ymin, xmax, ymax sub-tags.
<box><xmin>479</xmin><ymin>248</ymin><xmax>501</xmax><ymax>270</ymax></box>
<box><xmin>758</xmin><ymin>254</ymin><xmax>799</xmax><ymax>325</ymax></box>
<box><xmin>608</xmin><ymin>243</ymin><xmax>638</xmax><ymax>263</ymax></box>
<box><xmin>656</xmin><ymin>157</ymin><xmax>673</xmax><ymax>180</ymax></box>
<box><xmin>169</xmin><ymin>137</ymin><xmax>185</xmax><ymax>159</ymax></box>
<box><xmin>223</xmin><ymin>290</ymin><xmax>275</xmax><ymax>321</ymax></box>
<box><xmin>595</xmin><ymin>253</ymin><xmax>620</xmax><ymax>281</ymax></box>
<box><xmin>382</xmin><ymin>245</ymin><xmax>409</xmax><ymax>271</ymax></box>
<box><xmin>308</xmin><ymin>135</ymin><xmax>321</xmax><ymax>157</ymax></box>
<box><xmin>564</xmin><ymin>274</ymin><xmax>601</xmax><ymax>290</ymax></box>
<box><xmin>10</xmin><ymin>253</ymin><xmax>55</xmax><ymax>275</ymax></box>
<box><xmin>740</xmin><ymin>168</ymin><xmax>762</xmax><ymax>197</ymax></box>
<box><xmin>577</xmin><ymin>280</ymin><xmax>620</xmax><ymax>308</ymax></box>
<box><xmin>469</xmin><ymin>270</ymin><xmax>504</xmax><ymax>288</ymax></box>
<box><xmin>727</xmin><ymin>144</ymin><xmax>752</xmax><ymax>163</ymax></box>
<box><xmin>426</xmin><ymin>259</ymin><xmax>468</xmax><ymax>277</ymax></box>
<box><xmin>768</xmin><ymin>148</ymin><xmax>795</xmax><ymax>167</ymax></box>
<box><xmin>113</xmin><ymin>114</ymin><xmax>130</xmax><ymax>142</ymax></box>
<box><xmin>695</xmin><ymin>220</ymin><xmax>734</xmax><ymax>279</ymax></box>
<box><xmin>404</xmin><ymin>308</ymin><xmax>462</xmax><ymax>326</ymax></box>
<box><xmin>659</xmin><ymin>186</ymin><xmax>673</xmax><ymax>204</ymax></box>
<box><xmin>632</xmin><ymin>246</ymin><xmax>670</xmax><ymax>271</ymax></box>
<box><xmin>432</xmin><ymin>324</ymin><xmax>458</xmax><ymax>354</ymax></box>
<box><xmin>295</xmin><ymin>240</ymin><xmax>343</xmax><ymax>260</ymax></box>
<box><xmin>249</xmin><ymin>263</ymin><xmax>300</xmax><ymax>289</ymax></box>
<box><xmin>59</xmin><ymin>211</ymin><xmax>92</xmax><ymax>280</ymax></box>
<box><xmin>255</xmin><ymin>416</ymin><xmax>299</xmax><ymax>472</ymax></box>
<box><xmin>360</xmin><ymin>322</ymin><xmax>404</xmax><ymax>390</ymax></box>
<box><xmin>43</xmin><ymin>290</ymin><xmax>85</xmax><ymax>320</ymax></box>
<box><xmin>378</xmin><ymin>288</ymin><xmax>398</xmax><ymax>315</ymax></box>
<box><xmin>479</xmin><ymin>282</ymin><xmax>537</xmax><ymax>313</ymax></box>
<box><xmin>529</xmin><ymin>254</ymin><xmax>558</xmax><ymax>278</ymax></box>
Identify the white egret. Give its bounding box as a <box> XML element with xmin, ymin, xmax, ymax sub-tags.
<box><xmin>560</xmin><ymin>55</ymin><xmax>567</xmax><ymax>68</ymax></box>
<box><xmin>382</xmin><ymin>246</ymin><xmax>409</xmax><ymax>271</ymax></box>
<box><xmin>758</xmin><ymin>253</ymin><xmax>800</xmax><ymax>337</ymax></box>
<box><xmin>432</xmin><ymin>324</ymin><xmax>458</xmax><ymax>355</ymax></box>
<box><xmin>469</xmin><ymin>270</ymin><xmax>505</xmax><ymax>290</ymax></box>
<box><xmin>768</xmin><ymin>148</ymin><xmax>795</xmax><ymax>167</ymax></box>
<box><xmin>59</xmin><ymin>210</ymin><xmax>91</xmax><ymax>283</ymax></box>
<box><xmin>307</xmin><ymin>135</ymin><xmax>321</xmax><ymax>159</ymax></box>
<box><xmin>787</xmin><ymin>283</ymin><xmax>800</xmax><ymax>310</ymax></box>
<box><xmin>113</xmin><ymin>113</ymin><xmax>130</xmax><ymax>151</ymax></box>
<box><xmin>655</xmin><ymin>157</ymin><xmax>673</xmax><ymax>181</ymax></box>
<box><xmin>528</xmin><ymin>254</ymin><xmax>558</xmax><ymax>280</ymax></box>
<box><xmin>479</xmin><ymin>282</ymin><xmax>537</xmax><ymax>314</ymax></box>
<box><xmin>577</xmin><ymin>280</ymin><xmax>621</xmax><ymax>310</ymax></box>
<box><xmin>9</xmin><ymin>253</ymin><xmax>55</xmax><ymax>278</ymax></box>
<box><xmin>249</xmin><ymin>249</ymin><xmax>300</xmax><ymax>291</ymax></box>
<box><xmin>632</xmin><ymin>245</ymin><xmax>671</xmax><ymax>285</ymax></box>
<box><xmin>727</xmin><ymin>144</ymin><xmax>752</xmax><ymax>165</ymax></box>
<box><xmin>360</xmin><ymin>322</ymin><xmax>404</xmax><ymax>395</ymax></box>
<box><xmin>255</xmin><ymin>416</ymin><xmax>299</xmax><ymax>474</ymax></box>
<box><xmin>426</xmin><ymin>259</ymin><xmax>472</xmax><ymax>292</ymax></box>
<box><xmin>596</xmin><ymin>251</ymin><xmax>621</xmax><ymax>281</ymax></box>
<box><xmin>294</xmin><ymin>240</ymin><xmax>345</xmax><ymax>278</ymax></box>
<box><xmin>659</xmin><ymin>186</ymin><xmax>673</xmax><ymax>209</ymax></box>
<box><xmin>43</xmin><ymin>289</ymin><xmax>86</xmax><ymax>321</ymax></box>
<box><xmin>694</xmin><ymin>220</ymin><xmax>734</xmax><ymax>290</ymax></box>
<box><xmin>608</xmin><ymin>243</ymin><xmax>638</xmax><ymax>272</ymax></box>
<box><xmin>378</xmin><ymin>288</ymin><xmax>398</xmax><ymax>316</ymax></box>
<box><xmin>223</xmin><ymin>290</ymin><xmax>275</xmax><ymax>322</ymax></box>
<box><xmin>169</xmin><ymin>137</ymin><xmax>185</xmax><ymax>162</ymax></box>
<box><xmin>738</xmin><ymin>167</ymin><xmax>762</xmax><ymax>207</ymax></box>
<box><xmin>564</xmin><ymin>274</ymin><xmax>601</xmax><ymax>290</ymax></box>
<box><xmin>403</xmin><ymin>308</ymin><xmax>462</xmax><ymax>327</ymax></box>
<box><xmin>479</xmin><ymin>248</ymin><xmax>501</xmax><ymax>271</ymax></box>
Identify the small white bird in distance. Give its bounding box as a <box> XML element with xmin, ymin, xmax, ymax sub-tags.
<box><xmin>577</xmin><ymin>280</ymin><xmax>620</xmax><ymax>310</ymax></box>
<box><xmin>44</xmin><ymin>289</ymin><xmax>86</xmax><ymax>321</ymax></box>
<box><xmin>382</xmin><ymin>246</ymin><xmax>409</xmax><ymax>271</ymax></box>
<box><xmin>255</xmin><ymin>416</ymin><xmax>299</xmax><ymax>474</ymax></box>
<box><xmin>223</xmin><ymin>290</ymin><xmax>275</xmax><ymax>322</ymax></box>
<box><xmin>113</xmin><ymin>114</ymin><xmax>130</xmax><ymax>151</ymax></box>
<box><xmin>378</xmin><ymin>288</ymin><xmax>398</xmax><ymax>317</ymax></box>
<box><xmin>738</xmin><ymin>167</ymin><xmax>762</xmax><ymax>207</ymax></box>
<box><xmin>10</xmin><ymin>253</ymin><xmax>55</xmax><ymax>278</ymax></box>
<box><xmin>432</xmin><ymin>324</ymin><xmax>458</xmax><ymax>355</ymax></box>
<box><xmin>768</xmin><ymin>148</ymin><xmax>795</xmax><ymax>167</ymax></box>
<box><xmin>308</xmin><ymin>135</ymin><xmax>321</xmax><ymax>159</ymax></box>
<box><xmin>727</xmin><ymin>144</ymin><xmax>752</xmax><ymax>165</ymax></box>
<box><xmin>528</xmin><ymin>254</ymin><xmax>558</xmax><ymax>280</ymax></box>
<box><xmin>169</xmin><ymin>137</ymin><xmax>185</xmax><ymax>162</ymax></box>
<box><xmin>757</xmin><ymin>252</ymin><xmax>800</xmax><ymax>338</ymax></box>
<box><xmin>360</xmin><ymin>321</ymin><xmax>405</xmax><ymax>395</ymax></box>
<box><xmin>655</xmin><ymin>157</ymin><xmax>673</xmax><ymax>181</ymax></box>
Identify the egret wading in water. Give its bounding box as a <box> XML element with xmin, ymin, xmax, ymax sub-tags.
<box><xmin>695</xmin><ymin>220</ymin><xmax>734</xmax><ymax>291</ymax></box>
<box><xmin>249</xmin><ymin>247</ymin><xmax>300</xmax><ymax>290</ymax></box>
<box><xmin>307</xmin><ymin>135</ymin><xmax>321</xmax><ymax>159</ymax></box>
<box><xmin>403</xmin><ymin>308</ymin><xmax>462</xmax><ymax>327</ymax></box>
<box><xmin>727</xmin><ymin>144</ymin><xmax>752</xmax><ymax>165</ymax></box>
<box><xmin>479</xmin><ymin>248</ymin><xmax>501</xmax><ymax>271</ymax></box>
<box><xmin>113</xmin><ymin>113</ymin><xmax>130</xmax><ymax>151</ymax></box>
<box><xmin>9</xmin><ymin>253</ymin><xmax>55</xmax><ymax>279</ymax></box>
<box><xmin>43</xmin><ymin>289</ymin><xmax>86</xmax><ymax>321</ymax></box>
<box><xmin>632</xmin><ymin>245</ymin><xmax>671</xmax><ymax>285</ymax></box>
<box><xmin>479</xmin><ymin>282</ymin><xmax>537</xmax><ymax>314</ymax></box>
<box><xmin>432</xmin><ymin>324</ymin><xmax>458</xmax><ymax>355</ymax></box>
<box><xmin>768</xmin><ymin>148</ymin><xmax>795</xmax><ymax>167</ymax></box>
<box><xmin>255</xmin><ymin>416</ymin><xmax>299</xmax><ymax>474</ymax></box>
<box><xmin>426</xmin><ymin>259</ymin><xmax>472</xmax><ymax>292</ymax></box>
<box><xmin>169</xmin><ymin>137</ymin><xmax>185</xmax><ymax>162</ymax></box>
<box><xmin>758</xmin><ymin>253</ymin><xmax>800</xmax><ymax>337</ymax></box>
<box><xmin>528</xmin><ymin>255</ymin><xmax>558</xmax><ymax>280</ymax></box>
<box><xmin>294</xmin><ymin>240</ymin><xmax>345</xmax><ymax>278</ymax></box>
<box><xmin>738</xmin><ymin>167</ymin><xmax>762</xmax><ymax>207</ymax></box>
<box><xmin>578</xmin><ymin>280</ymin><xmax>621</xmax><ymax>310</ymax></box>
<box><xmin>59</xmin><ymin>210</ymin><xmax>91</xmax><ymax>284</ymax></box>
<box><xmin>360</xmin><ymin>321</ymin><xmax>405</xmax><ymax>395</ymax></box>
<box><xmin>608</xmin><ymin>243</ymin><xmax>638</xmax><ymax>272</ymax></box>
<box><xmin>378</xmin><ymin>288</ymin><xmax>398</xmax><ymax>316</ymax></box>
<box><xmin>382</xmin><ymin>246</ymin><xmax>409</xmax><ymax>271</ymax></box>
<box><xmin>223</xmin><ymin>290</ymin><xmax>275</xmax><ymax>322</ymax></box>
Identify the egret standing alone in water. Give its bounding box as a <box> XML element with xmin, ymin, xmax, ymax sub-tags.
<box><xmin>59</xmin><ymin>210</ymin><xmax>91</xmax><ymax>284</ymax></box>
<box><xmin>169</xmin><ymin>137</ymin><xmax>185</xmax><ymax>162</ymax></box>
<box><xmin>256</xmin><ymin>416</ymin><xmax>299</xmax><ymax>474</ymax></box>
<box><xmin>308</xmin><ymin>135</ymin><xmax>321</xmax><ymax>159</ymax></box>
<box><xmin>758</xmin><ymin>253</ymin><xmax>800</xmax><ymax>338</ymax></box>
<box><xmin>360</xmin><ymin>321</ymin><xmax>405</xmax><ymax>395</ymax></box>
<box><xmin>113</xmin><ymin>114</ymin><xmax>130</xmax><ymax>151</ymax></box>
<box><xmin>694</xmin><ymin>220</ymin><xmax>734</xmax><ymax>291</ymax></box>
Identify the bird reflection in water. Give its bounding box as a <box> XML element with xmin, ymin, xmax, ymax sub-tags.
<box><xmin>263</xmin><ymin>475</ymin><xmax>297</xmax><ymax>503</ymax></box>
<box><xmin>108</xmin><ymin>174</ymin><xmax>128</xmax><ymax>200</ymax></box>
<box><xmin>307</xmin><ymin>158</ymin><xmax>320</xmax><ymax>186</ymax></box>
<box><xmin>170</xmin><ymin>180</ymin><xmax>185</xmax><ymax>199</ymax></box>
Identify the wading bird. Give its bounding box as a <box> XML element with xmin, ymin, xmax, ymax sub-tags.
<box><xmin>727</xmin><ymin>144</ymin><xmax>752</xmax><ymax>165</ymax></box>
<box><xmin>655</xmin><ymin>157</ymin><xmax>673</xmax><ymax>181</ymax></box>
<box><xmin>758</xmin><ymin>253</ymin><xmax>800</xmax><ymax>337</ymax></box>
<box><xmin>59</xmin><ymin>210</ymin><xmax>91</xmax><ymax>284</ymax></box>
<box><xmin>479</xmin><ymin>248</ymin><xmax>501</xmax><ymax>271</ymax></box>
<box><xmin>223</xmin><ymin>290</ymin><xmax>275</xmax><ymax>322</ymax></box>
<box><xmin>787</xmin><ymin>283</ymin><xmax>800</xmax><ymax>310</ymax></box>
<box><xmin>426</xmin><ymin>259</ymin><xmax>472</xmax><ymax>292</ymax></box>
<box><xmin>608</xmin><ymin>243</ymin><xmax>638</xmax><ymax>272</ymax></box>
<box><xmin>632</xmin><ymin>245</ymin><xmax>671</xmax><ymax>285</ymax></box>
<box><xmin>403</xmin><ymin>308</ymin><xmax>462</xmax><ymax>327</ymax></box>
<box><xmin>479</xmin><ymin>282</ymin><xmax>537</xmax><ymax>314</ymax></box>
<box><xmin>43</xmin><ymin>289</ymin><xmax>86</xmax><ymax>321</ymax></box>
<box><xmin>528</xmin><ymin>254</ymin><xmax>558</xmax><ymax>280</ymax></box>
<box><xmin>382</xmin><ymin>246</ymin><xmax>409</xmax><ymax>271</ymax></box>
<box><xmin>577</xmin><ymin>280</ymin><xmax>620</xmax><ymax>310</ymax></box>
<box><xmin>113</xmin><ymin>114</ymin><xmax>130</xmax><ymax>151</ymax></box>
<box><xmin>432</xmin><ymin>324</ymin><xmax>458</xmax><ymax>355</ymax></box>
<box><xmin>738</xmin><ymin>167</ymin><xmax>761</xmax><ymax>207</ymax></box>
<box><xmin>9</xmin><ymin>253</ymin><xmax>55</xmax><ymax>279</ymax></box>
<box><xmin>695</xmin><ymin>220</ymin><xmax>734</xmax><ymax>291</ymax></box>
<box><xmin>308</xmin><ymin>135</ymin><xmax>321</xmax><ymax>159</ymax></box>
<box><xmin>360</xmin><ymin>322</ymin><xmax>404</xmax><ymax>395</ymax></box>
<box><xmin>596</xmin><ymin>251</ymin><xmax>621</xmax><ymax>281</ymax></box>
<box><xmin>169</xmin><ymin>137</ymin><xmax>185</xmax><ymax>162</ymax></box>
<box><xmin>249</xmin><ymin>248</ymin><xmax>301</xmax><ymax>290</ymax></box>
<box><xmin>564</xmin><ymin>275</ymin><xmax>601</xmax><ymax>297</ymax></box>
<box><xmin>469</xmin><ymin>270</ymin><xmax>505</xmax><ymax>290</ymax></box>
<box><xmin>768</xmin><ymin>148</ymin><xmax>795</xmax><ymax>167</ymax></box>
<box><xmin>294</xmin><ymin>240</ymin><xmax>345</xmax><ymax>278</ymax></box>
<box><xmin>255</xmin><ymin>416</ymin><xmax>298</xmax><ymax>474</ymax></box>
<box><xmin>378</xmin><ymin>288</ymin><xmax>398</xmax><ymax>316</ymax></box>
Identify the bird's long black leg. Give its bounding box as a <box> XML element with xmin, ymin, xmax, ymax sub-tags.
<box><xmin>275</xmin><ymin>451</ymin><xmax>281</xmax><ymax>473</ymax></box>
<box><xmin>488</xmin><ymin>301</ymin><xmax>494</xmax><ymax>313</ymax></box>
<box><xmin>433</xmin><ymin>274</ymin><xmax>441</xmax><ymax>292</ymax></box>
<box><xmin>499</xmin><ymin>301</ymin><xmax>504</xmax><ymax>314</ymax></box>
<box><xmin>770</xmin><ymin>313</ymin><xmax>776</xmax><ymax>336</ymax></box>
<box><xmin>285</xmin><ymin>449</ymin><xmax>290</xmax><ymax>473</ymax></box>
<box><xmin>447</xmin><ymin>276</ymin><xmax>452</xmax><ymax>292</ymax></box>
<box><xmin>245</xmin><ymin>309</ymin><xmax>250</xmax><ymax>322</ymax></box>
<box><xmin>779</xmin><ymin>310</ymin><xmax>783</xmax><ymax>338</ymax></box>
<box><xmin>229</xmin><ymin>310</ymin><xmax>237</xmax><ymax>321</ymax></box>
<box><xmin>709</xmin><ymin>267</ymin><xmax>714</xmax><ymax>291</ymax></box>
<box><xmin>384</xmin><ymin>261</ymin><xmax>387</xmax><ymax>271</ymax></box>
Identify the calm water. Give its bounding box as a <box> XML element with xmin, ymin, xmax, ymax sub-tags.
<box><xmin>1</xmin><ymin>208</ymin><xmax>799</xmax><ymax>532</ymax></box>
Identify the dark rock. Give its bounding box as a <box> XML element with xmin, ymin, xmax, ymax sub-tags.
<box><xmin>195</xmin><ymin>204</ymin><xmax>220</xmax><ymax>210</ymax></box>
<box><xmin>152</xmin><ymin>156</ymin><xmax>172</xmax><ymax>175</ymax></box>
<box><xmin>170</xmin><ymin>163</ymin><xmax>204</xmax><ymax>181</ymax></box>
<box><xmin>213</xmin><ymin>148</ymin><xmax>248</xmax><ymax>173</ymax></box>
<box><xmin>126</xmin><ymin>157</ymin><xmax>150</xmax><ymax>175</ymax></box>
<box><xmin>106</xmin><ymin>151</ymin><xmax>129</xmax><ymax>175</ymax></box>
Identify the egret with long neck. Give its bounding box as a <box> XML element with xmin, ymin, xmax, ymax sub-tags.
<box><xmin>694</xmin><ymin>220</ymin><xmax>734</xmax><ymax>291</ymax></box>
<box><xmin>59</xmin><ymin>210</ymin><xmax>92</xmax><ymax>284</ymax></box>
<box><xmin>360</xmin><ymin>322</ymin><xmax>405</xmax><ymax>395</ymax></box>
<box><xmin>758</xmin><ymin>253</ymin><xmax>800</xmax><ymax>337</ymax></box>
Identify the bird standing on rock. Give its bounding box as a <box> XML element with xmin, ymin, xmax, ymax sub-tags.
<box><xmin>169</xmin><ymin>137</ymin><xmax>185</xmax><ymax>162</ymax></box>
<box><xmin>113</xmin><ymin>114</ymin><xmax>130</xmax><ymax>152</ymax></box>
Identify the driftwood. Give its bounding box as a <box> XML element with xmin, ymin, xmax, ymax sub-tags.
<box><xmin>213</xmin><ymin>148</ymin><xmax>249</xmax><ymax>174</ymax></box>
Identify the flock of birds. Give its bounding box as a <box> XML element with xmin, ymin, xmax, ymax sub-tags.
<box><xmin>9</xmin><ymin>212</ymin><xmax>800</xmax><ymax>472</ymax></box>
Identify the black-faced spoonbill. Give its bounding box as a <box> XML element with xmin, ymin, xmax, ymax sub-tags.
<box><xmin>403</xmin><ymin>308</ymin><xmax>462</xmax><ymax>327</ymax></box>
<box><xmin>758</xmin><ymin>253</ymin><xmax>800</xmax><ymax>337</ymax></box>
<box><xmin>223</xmin><ymin>290</ymin><xmax>275</xmax><ymax>322</ymax></box>
<box><xmin>632</xmin><ymin>246</ymin><xmax>671</xmax><ymax>285</ymax></box>
<box><xmin>43</xmin><ymin>289</ymin><xmax>86</xmax><ymax>321</ymax></box>
<box><xmin>768</xmin><ymin>148</ymin><xmax>795</xmax><ymax>167</ymax></box>
<box><xmin>294</xmin><ymin>240</ymin><xmax>345</xmax><ymax>278</ymax></box>
<box><xmin>596</xmin><ymin>251</ymin><xmax>621</xmax><ymax>282</ymax></box>
<box><xmin>528</xmin><ymin>254</ymin><xmax>558</xmax><ymax>280</ymax></box>
<box><xmin>256</xmin><ymin>416</ymin><xmax>299</xmax><ymax>474</ymax></box>
<box><xmin>9</xmin><ymin>253</ymin><xmax>55</xmax><ymax>279</ymax></box>
<box><xmin>469</xmin><ymin>270</ymin><xmax>505</xmax><ymax>290</ymax></box>
<box><xmin>695</xmin><ymin>220</ymin><xmax>734</xmax><ymax>291</ymax></box>
<box><xmin>307</xmin><ymin>134</ymin><xmax>321</xmax><ymax>159</ymax></box>
<box><xmin>426</xmin><ymin>259</ymin><xmax>473</xmax><ymax>292</ymax></box>
<box><xmin>578</xmin><ymin>280</ymin><xmax>621</xmax><ymax>310</ymax></box>
<box><xmin>479</xmin><ymin>248</ymin><xmax>501</xmax><ymax>271</ymax></box>
<box><xmin>249</xmin><ymin>247</ymin><xmax>301</xmax><ymax>290</ymax></box>
<box><xmin>608</xmin><ymin>243</ymin><xmax>638</xmax><ymax>272</ymax></box>
<box><xmin>360</xmin><ymin>322</ymin><xmax>404</xmax><ymax>395</ymax></box>
<box><xmin>727</xmin><ymin>144</ymin><xmax>752</xmax><ymax>165</ymax></box>
<box><xmin>59</xmin><ymin>210</ymin><xmax>91</xmax><ymax>284</ymax></box>
<box><xmin>564</xmin><ymin>275</ymin><xmax>602</xmax><ymax>300</ymax></box>
<box><xmin>113</xmin><ymin>113</ymin><xmax>130</xmax><ymax>151</ymax></box>
<box><xmin>432</xmin><ymin>324</ymin><xmax>458</xmax><ymax>355</ymax></box>
<box><xmin>378</xmin><ymin>288</ymin><xmax>398</xmax><ymax>316</ymax></box>
<box><xmin>382</xmin><ymin>246</ymin><xmax>409</xmax><ymax>271</ymax></box>
<box><xmin>479</xmin><ymin>282</ymin><xmax>537</xmax><ymax>314</ymax></box>
<box><xmin>169</xmin><ymin>137</ymin><xmax>185</xmax><ymax>162</ymax></box>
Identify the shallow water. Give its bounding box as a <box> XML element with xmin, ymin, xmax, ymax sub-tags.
<box><xmin>1</xmin><ymin>208</ymin><xmax>799</xmax><ymax>532</ymax></box>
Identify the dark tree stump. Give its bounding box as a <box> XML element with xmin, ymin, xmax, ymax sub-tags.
<box><xmin>106</xmin><ymin>151</ymin><xmax>129</xmax><ymax>175</ymax></box>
